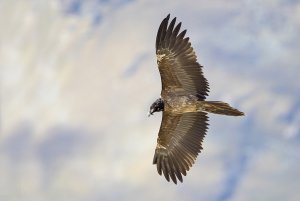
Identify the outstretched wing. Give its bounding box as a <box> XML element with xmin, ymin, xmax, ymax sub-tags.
<box><xmin>153</xmin><ymin>111</ymin><xmax>209</xmax><ymax>184</ymax></box>
<box><xmin>156</xmin><ymin>14</ymin><xmax>209</xmax><ymax>100</ymax></box>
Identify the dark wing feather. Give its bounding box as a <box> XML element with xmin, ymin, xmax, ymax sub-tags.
<box><xmin>153</xmin><ymin>112</ymin><xmax>209</xmax><ymax>184</ymax></box>
<box><xmin>156</xmin><ymin>14</ymin><xmax>209</xmax><ymax>100</ymax></box>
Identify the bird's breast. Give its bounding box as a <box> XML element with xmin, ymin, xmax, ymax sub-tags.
<box><xmin>164</xmin><ymin>95</ymin><xmax>198</xmax><ymax>113</ymax></box>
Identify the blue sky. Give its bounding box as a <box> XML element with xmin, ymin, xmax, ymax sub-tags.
<box><xmin>1</xmin><ymin>0</ymin><xmax>299</xmax><ymax>201</ymax></box>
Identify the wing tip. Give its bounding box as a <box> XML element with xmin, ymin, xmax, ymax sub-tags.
<box><xmin>157</xmin><ymin>14</ymin><xmax>185</xmax><ymax>51</ymax></box>
<box><xmin>166</xmin><ymin>13</ymin><xmax>170</xmax><ymax>19</ymax></box>
<box><xmin>154</xmin><ymin>148</ymin><xmax>187</xmax><ymax>184</ymax></box>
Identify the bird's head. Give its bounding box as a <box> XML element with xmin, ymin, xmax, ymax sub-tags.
<box><xmin>148</xmin><ymin>98</ymin><xmax>164</xmax><ymax>117</ymax></box>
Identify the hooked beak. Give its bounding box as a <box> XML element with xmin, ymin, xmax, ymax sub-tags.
<box><xmin>148</xmin><ymin>109</ymin><xmax>154</xmax><ymax>117</ymax></box>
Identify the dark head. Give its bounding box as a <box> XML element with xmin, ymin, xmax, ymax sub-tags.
<box><xmin>148</xmin><ymin>98</ymin><xmax>164</xmax><ymax>116</ymax></box>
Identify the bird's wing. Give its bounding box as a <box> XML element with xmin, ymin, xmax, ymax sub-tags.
<box><xmin>153</xmin><ymin>111</ymin><xmax>209</xmax><ymax>184</ymax></box>
<box><xmin>156</xmin><ymin>14</ymin><xmax>209</xmax><ymax>100</ymax></box>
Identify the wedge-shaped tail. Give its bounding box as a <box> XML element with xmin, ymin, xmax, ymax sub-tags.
<box><xmin>199</xmin><ymin>101</ymin><xmax>244</xmax><ymax>116</ymax></box>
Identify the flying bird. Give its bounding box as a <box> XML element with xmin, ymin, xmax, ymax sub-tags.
<box><xmin>148</xmin><ymin>14</ymin><xmax>244</xmax><ymax>184</ymax></box>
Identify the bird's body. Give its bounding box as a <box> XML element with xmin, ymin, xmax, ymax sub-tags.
<box><xmin>149</xmin><ymin>14</ymin><xmax>244</xmax><ymax>184</ymax></box>
<box><xmin>163</xmin><ymin>92</ymin><xmax>198</xmax><ymax>113</ymax></box>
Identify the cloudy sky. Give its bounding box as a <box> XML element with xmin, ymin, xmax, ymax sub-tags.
<box><xmin>1</xmin><ymin>0</ymin><xmax>299</xmax><ymax>200</ymax></box>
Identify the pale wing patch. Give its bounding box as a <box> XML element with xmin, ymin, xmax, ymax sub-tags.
<box><xmin>157</xmin><ymin>53</ymin><xmax>166</xmax><ymax>64</ymax></box>
<box><xmin>156</xmin><ymin>143</ymin><xmax>167</xmax><ymax>149</ymax></box>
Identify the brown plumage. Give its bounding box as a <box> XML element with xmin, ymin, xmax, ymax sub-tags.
<box><xmin>149</xmin><ymin>14</ymin><xmax>244</xmax><ymax>184</ymax></box>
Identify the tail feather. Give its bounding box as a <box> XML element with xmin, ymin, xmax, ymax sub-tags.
<box><xmin>200</xmin><ymin>101</ymin><xmax>244</xmax><ymax>116</ymax></box>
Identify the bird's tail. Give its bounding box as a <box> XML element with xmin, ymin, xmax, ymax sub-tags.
<box><xmin>199</xmin><ymin>101</ymin><xmax>244</xmax><ymax>116</ymax></box>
